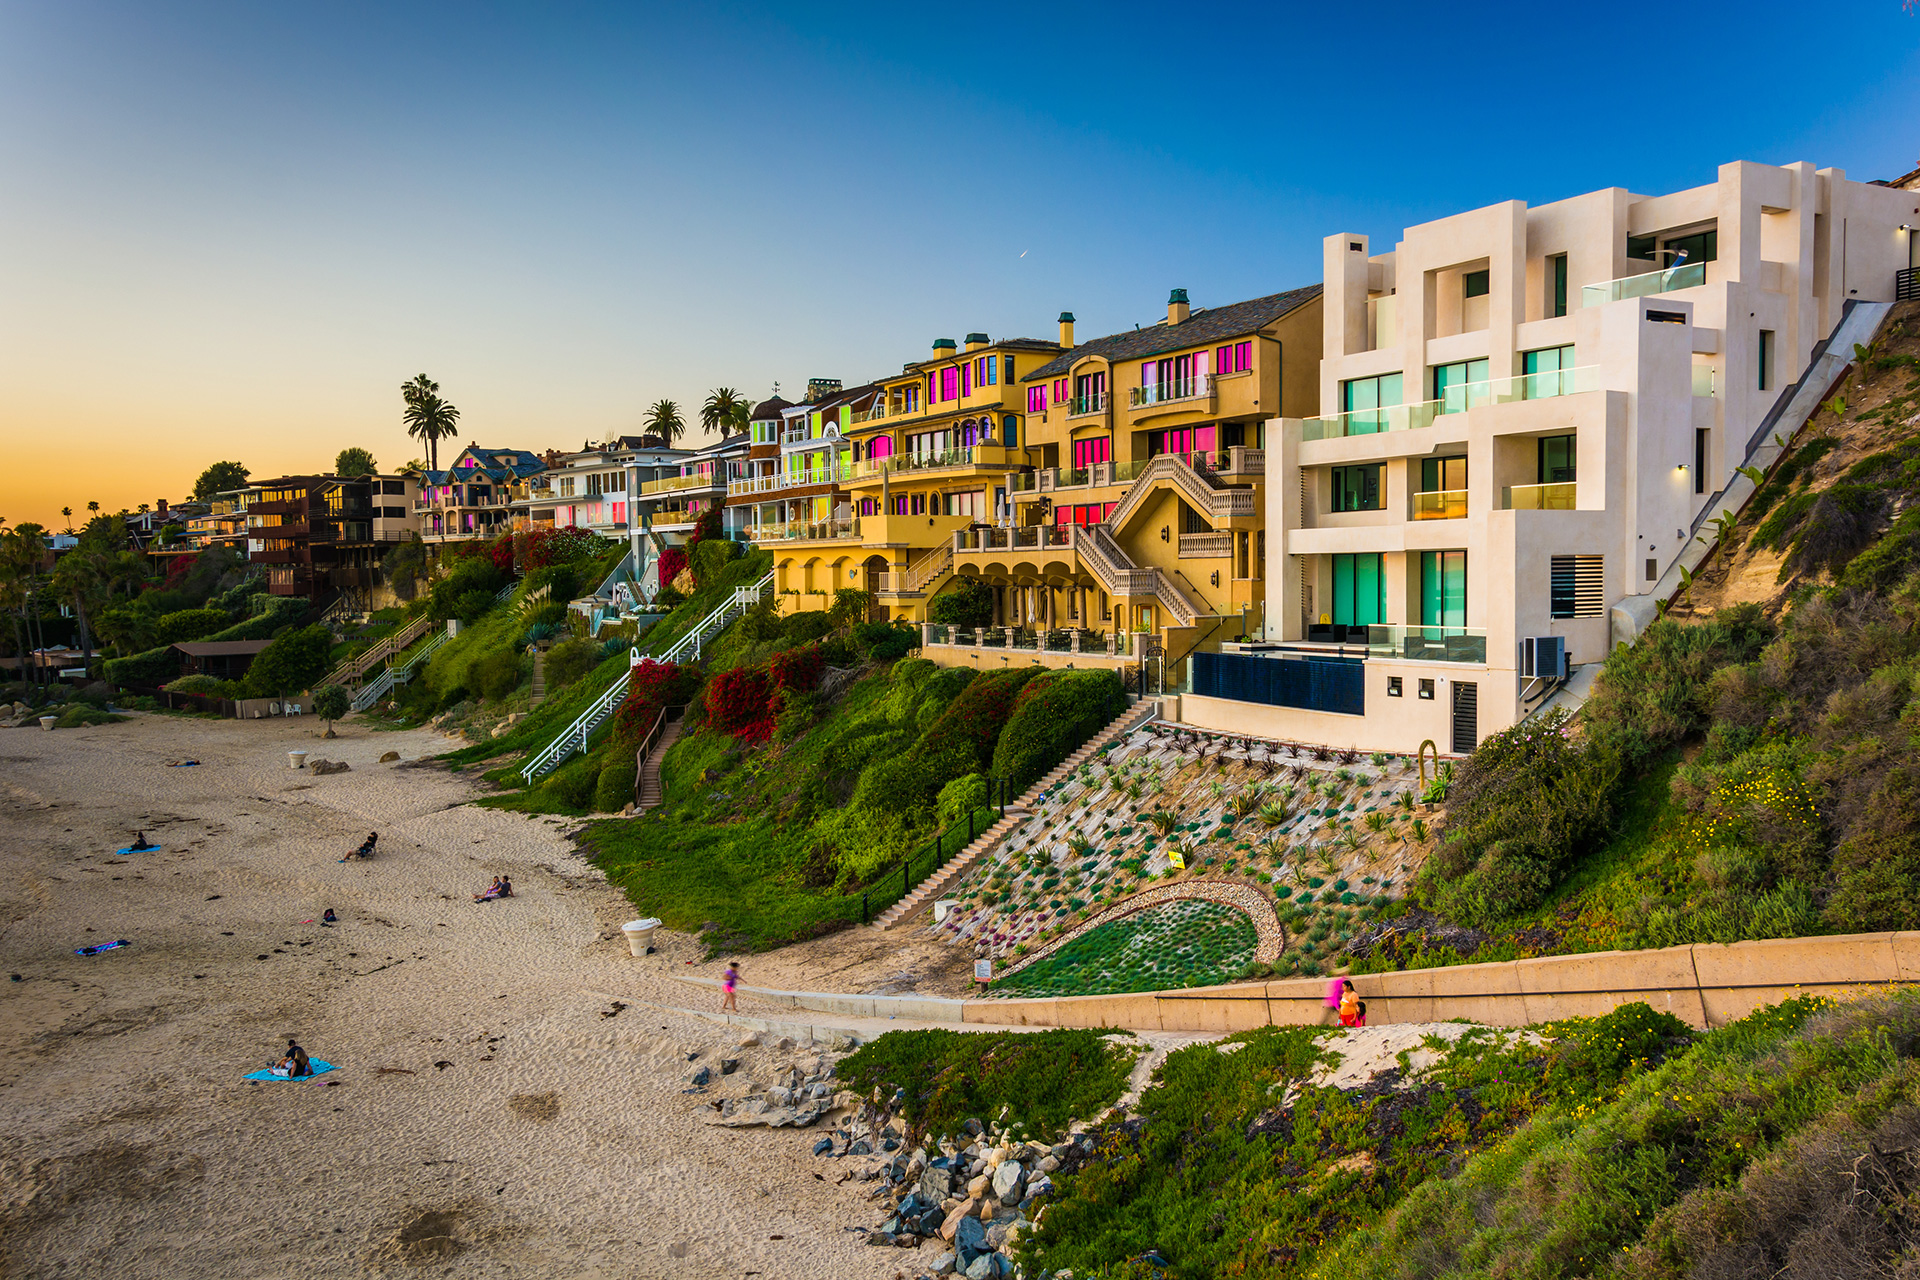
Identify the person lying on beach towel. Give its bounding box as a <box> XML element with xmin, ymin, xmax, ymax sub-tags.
<box><xmin>474</xmin><ymin>877</ymin><xmax>504</xmax><ymax>902</ymax></box>
<box><xmin>75</xmin><ymin>939</ymin><xmax>131</xmax><ymax>957</ymax></box>
<box><xmin>165</xmin><ymin>759</ymin><xmax>200</xmax><ymax>767</ymax></box>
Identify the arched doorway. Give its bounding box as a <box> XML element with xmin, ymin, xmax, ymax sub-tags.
<box><xmin>863</xmin><ymin>555</ymin><xmax>890</xmax><ymax>622</ymax></box>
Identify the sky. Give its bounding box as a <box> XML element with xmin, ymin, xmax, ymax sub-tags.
<box><xmin>2</xmin><ymin>0</ymin><xmax>1918</xmax><ymax>531</ymax></box>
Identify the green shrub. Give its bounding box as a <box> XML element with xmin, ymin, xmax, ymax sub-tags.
<box><xmin>163</xmin><ymin>673</ymin><xmax>235</xmax><ymax>697</ymax></box>
<box><xmin>594</xmin><ymin>752</ymin><xmax>638</xmax><ymax>812</ymax></box>
<box><xmin>53</xmin><ymin>703</ymin><xmax>126</xmax><ymax>728</ymax></box>
<box><xmin>807</xmin><ymin>805</ymin><xmax>917</xmax><ymax>884</ymax></box>
<box><xmin>523</xmin><ymin>600</ymin><xmax>568</xmax><ymax>629</ymax></box>
<box><xmin>936</xmin><ymin>773</ymin><xmax>989</xmax><ymax>827</ymax></box>
<box><xmin>989</xmin><ymin>669</ymin><xmax>1128</xmax><ymax>793</ymax></box>
<box><xmin>1582</xmin><ymin>604</ymin><xmax>1773</xmax><ymax>767</ymax></box>
<box><xmin>852</xmin><ymin>619</ymin><xmax>916</xmax><ymax>661</ymax></box>
<box><xmin>152</xmin><ymin>608</ymin><xmax>229</xmax><ymax>645</ymax></box>
<box><xmin>545</xmin><ymin>637</ymin><xmax>602</xmax><ymax>688</ymax></box>
<box><xmin>688</xmin><ymin>536</ymin><xmax>738</xmax><ymax>585</ymax></box>
<box><xmin>543</xmin><ymin>756</ymin><xmax>598</xmax><ymax>811</ymax></box>
<box><xmin>928</xmin><ymin>576</ymin><xmax>995</xmax><ymax>628</ymax></box>
<box><xmin>312</xmin><ymin>684</ymin><xmax>350</xmax><ymax>726</ymax></box>
<box><xmin>103</xmin><ymin>645</ymin><xmax>182</xmax><ymax>687</ymax></box>
<box><xmin>428</xmin><ymin>557</ymin><xmax>507</xmax><ymax>622</ymax></box>
<box><xmin>240</xmin><ymin>625</ymin><xmax>333</xmax><ymax>697</ymax></box>
<box><xmin>469</xmin><ymin>648</ymin><xmax>526</xmax><ymax>701</ymax></box>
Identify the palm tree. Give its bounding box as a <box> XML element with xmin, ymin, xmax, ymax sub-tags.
<box><xmin>60</xmin><ymin>507</ymin><xmax>72</xmax><ymax>533</ymax></box>
<box><xmin>644</xmin><ymin>400</ymin><xmax>685</xmax><ymax>448</ymax></box>
<box><xmin>401</xmin><ymin>374</ymin><xmax>461</xmax><ymax>471</ymax></box>
<box><xmin>701</xmin><ymin>388</ymin><xmax>749</xmax><ymax>437</ymax></box>
<box><xmin>86</xmin><ymin>501</ymin><xmax>99</xmax><ymax>515</ymax></box>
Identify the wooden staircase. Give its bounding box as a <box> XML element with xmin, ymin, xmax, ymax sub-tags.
<box><xmin>635</xmin><ymin>718</ymin><xmax>683</xmax><ymax>811</ymax></box>
<box><xmin>872</xmin><ymin>700</ymin><xmax>1161</xmax><ymax>929</ymax></box>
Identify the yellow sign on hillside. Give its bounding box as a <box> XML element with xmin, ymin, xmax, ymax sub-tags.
<box><xmin>1167</xmin><ymin>848</ymin><xmax>1186</xmax><ymax>871</ymax></box>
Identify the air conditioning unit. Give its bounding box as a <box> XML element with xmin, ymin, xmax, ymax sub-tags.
<box><xmin>1522</xmin><ymin>636</ymin><xmax>1567</xmax><ymax>679</ymax></box>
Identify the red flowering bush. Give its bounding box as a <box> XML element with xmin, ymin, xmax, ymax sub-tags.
<box><xmin>613</xmin><ymin>660</ymin><xmax>703</xmax><ymax>748</ymax></box>
<box><xmin>768</xmin><ymin>644</ymin><xmax>824</xmax><ymax>695</ymax></box>
<box><xmin>705</xmin><ymin>665</ymin><xmax>775</xmax><ymax>742</ymax></box>
<box><xmin>656</xmin><ymin>547</ymin><xmax>687</xmax><ymax>590</ymax></box>
<box><xmin>508</xmin><ymin>526</ymin><xmax>602</xmax><ymax>572</ymax></box>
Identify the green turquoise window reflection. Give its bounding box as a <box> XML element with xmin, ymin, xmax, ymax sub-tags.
<box><xmin>1421</xmin><ymin>550</ymin><xmax>1466</xmax><ymax>627</ymax></box>
<box><xmin>1330</xmin><ymin>553</ymin><xmax>1385</xmax><ymax>627</ymax></box>
<box><xmin>1434</xmin><ymin>359</ymin><xmax>1489</xmax><ymax>414</ymax></box>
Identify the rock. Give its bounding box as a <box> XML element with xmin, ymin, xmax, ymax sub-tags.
<box><xmin>962</xmin><ymin>1118</ymin><xmax>985</xmax><ymax>1137</ymax></box>
<box><xmin>882</xmin><ymin>1137</ymin><xmax>900</xmax><ymax>1152</ymax></box>
<box><xmin>927</xmin><ymin>1249</ymin><xmax>957</xmax><ymax>1275</ymax></box>
<box><xmin>309</xmin><ymin>759</ymin><xmax>350</xmax><ymax>775</ymax></box>
<box><xmin>938</xmin><ymin>1200</ymin><xmax>978</xmax><ymax>1240</ymax></box>
<box><xmin>813</xmin><ymin>1138</ymin><xmax>834</xmax><ymax>1156</ymax></box>
<box><xmin>1035</xmin><ymin>1155</ymin><xmax>1059</xmax><ymax>1174</ymax></box>
<box><xmin>964</xmin><ymin>1253</ymin><xmax>1008</xmax><ymax>1280</ymax></box>
<box><xmin>866</xmin><ymin>1231</ymin><xmax>895</xmax><ymax>1247</ymax></box>
<box><xmin>687</xmin><ymin>1066</ymin><xmax>712</xmax><ymax>1087</ymax></box>
<box><xmin>991</xmin><ymin>1160</ymin><xmax>1025</xmax><ymax>1203</ymax></box>
<box><xmin>919</xmin><ymin>1165</ymin><xmax>949</xmax><ymax>1204</ymax></box>
<box><xmin>378</xmin><ymin>750</ymin><xmax>400</xmax><ymax>763</ymax></box>
<box><xmin>720</xmin><ymin>1058</ymin><xmax>740</xmax><ymax>1075</ymax></box>
<box><xmin>967</xmin><ymin>1174</ymin><xmax>991</xmax><ymax>1199</ymax></box>
<box><xmin>952</xmin><ymin>1214</ymin><xmax>988</xmax><ymax>1264</ymax></box>
<box><xmin>1022</xmin><ymin>1174</ymin><xmax>1054</xmax><ymax>1203</ymax></box>
<box><xmin>849</xmin><ymin>1139</ymin><xmax>872</xmax><ymax>1156</ymax></box>
<box><xmin>737</xmin><ymin>1033</ymin><xmax>761</xmax><ymax>1048</ymax></box>
<box><xmin>766</xmin><ymin>1086</ymin><xmax>792</xmax><ymax>1107</ymax></box>
<box><xmin>773</xmin><ymin>1037</ymin><xmax>795</xmax><ymax>1052</ymax></box>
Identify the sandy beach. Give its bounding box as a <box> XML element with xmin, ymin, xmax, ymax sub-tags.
<box><xmin>0</xmin><ymin>712</ymin><xmax>940</xmax><ymax>1280</ymax></box>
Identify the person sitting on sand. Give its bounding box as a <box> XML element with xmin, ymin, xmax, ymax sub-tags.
<box><xmin>474</xmin><ymin>877</ymin><xmax>503</xmax><ymax>902</ymax></box>
<box><xmin>321</xmin><ymin>909</ymin><xmax>337</xmax><ymax>925</ymax></box>
<box><xmin>497</xmin><ymin>876</ymin><xmax>512</xmax><ymax>898</ymax></box>
<box><xmin>271</xmin><ymin>1039</ymin><xmax>312</xmax><ymax>1078</ymax></box>
<box><xmin>129</xmin><ymin>831</ymin><xmax>155</xmax><ymax>852</ymax></box>
<box><xmin>339</xmin><ymin>833</ymin><xmax>378</xmax><ymax>863</ymax></box>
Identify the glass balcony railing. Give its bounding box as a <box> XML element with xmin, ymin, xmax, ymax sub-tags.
<box><xmin>1130</xmin><ymin>377</ymin><xmax>1208</xmax><ymax>408</ymax></box>
<box><xmin>1364</xmin><ymin>624</ymin><xmax>1487</xmax><ymax>664</ymax></box>
<box><xmin>1110</xmin><ymin>457</ymin><xmax>1151</xmax><ymax>483</ymax></box>
<box><xmin>1692</xmin><ymin>364</ymin><xmax>1718</xmax><ymax>397</ymax></box>
<box><xmin>849</xmin><ymin>447</ymin><xmax>992</xmax><ymax>479</ymax></box>
<box><xmin>1411</xmin><ymin>489</ymin><xmax>1468</xmax><ymax>520</ymax></box>
<box><xmin>1581</xmin><ymin>260</ymin><xmax>1706</xmax><ymax>308</ymax></box>
<box><xmin>747</xmin><ymin>518</ymin><xmax>862</xmax><ymax>542</ymax></box>
<box><xmin>1504</xmin><ymin>481</ymin><xmax>1577</xmax><ymax>510</ymax></box>
<box><xmin>639</xmin><ymin>472</ymin><xmax>718</xmax><ymax>495</ymax></box>
<box><xmin>1304</xmin><ymin>365</ymin><xmax>1600</xmax><ymax>439</ymax></box>
<box><xmin>1069</xmin><ymin>393</ymin><xmax>1109</xmax><ymax>416</ymax></box>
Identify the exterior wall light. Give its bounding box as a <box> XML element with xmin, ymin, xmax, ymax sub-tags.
<box><xmin>1160</xmin><ymin>525</ymin><xmax>1170</xmax><ymax>541</ymax></box>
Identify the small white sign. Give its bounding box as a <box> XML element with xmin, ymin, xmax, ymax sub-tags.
<box><xmin>974</xmin><ymin>959</ymin><xmax>993</xmax><ymax>983</ymax></box>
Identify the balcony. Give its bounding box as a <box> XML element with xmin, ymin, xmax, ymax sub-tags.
<box><xmin>1177</xmin><ymin>531</ymin><xmax>1231</xmax><ymax>558</ymax></box>
<box><xmin>952</xmin><ymin>524</ymin><xmax>1077</xmax><ymax>553</ymax></box>
<box><xmin>1504</xmin><ymin>481</ymin><xmax>1577</xmax><ymax>511</ymax></box>
<box><xmin>1364</xmin><ymin>624</ymin><xmax>1487</xmax><ymax>664</ymax></box>
<box><xmin>1411</xmin><ymin>489</ymin><xmax>1467</xmax><ymax>520</ymax></box>
<box><xmin>748</xmin><ymin>517</ymin><xmax>862</xmax><ymax>543</ymax></box>
<box><xmin>1581</xmin><ymin>260</ymin><xmax>1706</xmax><ymax>308</ymax></box>
<box><xmin>727</xmin><ymin>466</ymin><xmax>846</xmax><ymax>497</ymax></box>
<box><xmin>1068</xmin><ymin>393</ymin><xmax>1109</xmax><ymax>417</ymax></box>
<box><xmin>249</xmin><ymin>520</ymin><xmax>311</xmax><ymax>537</ymax></box>
<box><xmin>640</xmin><ymin>473</ymin><xmax>719</xmax><ymax>496</ymax></box>
<box><xmin>1303</xmin><ymin>365</ymin><xmax>1600</xmax><ymax>440</ymax></box>
<box><xmin>847</xmin><ymin>446</ymin><xmax>1005</xmax><ymax>482</ymax></box>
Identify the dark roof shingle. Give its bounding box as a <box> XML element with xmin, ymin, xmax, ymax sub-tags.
<box><xmin>1021</xmin><ymin>285</ymin><xmax>1321</xmax><ymax>382</ymax></box>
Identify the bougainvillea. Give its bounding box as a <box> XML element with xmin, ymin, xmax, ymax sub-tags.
<box><xmin>768</xmin><ymin>643</ymin><xmax>824</xmax><ymax>695</ymax></box>
<box><xmin>613</xmin><ymin>660</ymin><xmax>703</xmax><ymax>748</ymax></box>
<box><xmin>655</xmin><ymin>547</ymin><xmax>687</xmax><ymax>591</ymax></box>
<box><xmin>705</xmin><ymin>664</ymin><xmax>775</xmax><ymax>742</ymax></box>
<box><xmin>497</xmin><ymin>525</ymin><xmax>602</xmax><ymax>573</ymax></box>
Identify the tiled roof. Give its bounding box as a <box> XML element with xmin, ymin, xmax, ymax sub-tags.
<box><xmin>1021</xmin><ymin>285</ymin><xmax>1322</xmax><ymax>382</ymax></box>
<box><xmin>895</xmin><ymin>338</ymin><xmax>1063</xmax><ymax>377</ymax></box>
<box><xmin>749</xmin><ymin>396</ymin><xmax>794</xmax><ymax>421</ymax></box>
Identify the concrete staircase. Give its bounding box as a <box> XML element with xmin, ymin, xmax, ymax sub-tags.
<box><xmin>872</xmin><ymin>699</ymin><xmax>1161</xmax><ymax>930</ymax></box>
<box><xmin>635</xmin><ymin>717</ymin><xmax>684</xmax><ymax>811</ymax></box>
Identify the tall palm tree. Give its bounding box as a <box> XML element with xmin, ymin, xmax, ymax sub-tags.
<box><xmin>644</xmin><ymin>400</ymin><xmax>685</xmax><ymax>448</ymax></box>
<box><xmin>86</xmin><ymin>501</ymin><xmax>99</xmax><ymax>515</ymax></box>
<box><xmin>60</xmin><ymin>507</ymin><xmax>72</xmax><ymax>533</ymax></box>
<box><xmin>701</xmin><ymin>387</ymin><xmax>749</xmax><ymax>437</ymax></box>
<box><xmin>401</xmin><ymin>374</ymin><xmax>461</xmax><ymax>471</ymax></box>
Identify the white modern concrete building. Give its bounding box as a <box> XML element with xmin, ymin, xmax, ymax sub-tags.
<box><xmin>1180</xmin><ymin>159</ymin><xmax>1919</xmax><ymax>754</ymax></box>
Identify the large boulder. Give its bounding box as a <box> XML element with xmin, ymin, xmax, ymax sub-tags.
<box><xmin>990</xmin><ymin>1160</ymin><xmax>1025</xmax><ymax>1203</ymax></box>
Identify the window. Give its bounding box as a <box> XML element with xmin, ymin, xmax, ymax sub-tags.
<box><xmin>1420</xmin><ymin>550</ymin><xmax>1466</xmax><ymax>627</ymax></box>
<box><xmin>1537</xmin><ymin>435</ymin><xmax>1576</xmax><ymax>485</ymax></box>
<box><xmin>1694</xmin><ymin>428</ymin><xmax>1708</xmax><ymax>493</ymax></box>
<box><xmin>1419</xmin><ymin>678</ymin><xmax>1435</xmax><ymax>700</ymax></box>
<box><xmin>945</xmin><ymin>490</ymin><xmax>984</xmax><ymax>518</ymax></box>
<box><xmin>1628</xmin><ymin>235</ymin><xmax>1658</xmax><ymax>262</ymax></box>
<box><xmin>1214</xmin><ymin>341</ymin><xmax>1252</xmax><ymax>375</ymax></box>
<box><xmin>904</xmin><ymin>385</ymin><xmax>919</xmax><ymax>413</ymax></box>
<box><xmin>1330</xmin><ymin>553</ymin><xmax>1385</xmax><ymax>627</ymax></box>
<box><xmin>1758</xmin><ymin>329</ymin><xmax>1775</xmax><ymax>391</ymax></box>
<box><xmin>1053</xmin><ymin>377</ymin><xmax>1069</xmax><ymax>404</ymax></box>
<box><xmin>1072</xmin><ymin>371</ymin><xmax>1107</xmax><ymax>411</ymax></box>
<box><xmin>1027</xmin><ymin>386</ymin><xmax>1047</xmax><ymax>414</ymax></box>
<box><xmin>1550</xmin><ymin>554</ymin><xmax>1604</xmax><ymax>619</ymax></box>
<box><xmin>1420</xmin><ymin>456</ymin><xmax>1467</xmax><ymax>493</ymax></box>
<box><xmin>960</xmin><ymin>363</ymin><xmax>970</xmax><ymax>397</ymax></box>
<box><xmin>1072</xmin><ymin>436</ymin><xmax>1111</xmax><ymax>469</ymax></box>
<box><xmin>1434</xmin><ymin>358</ymin><xmax>1490</xmax><ymax>414</ymax></box>
<box><xmin>939</xmin><ymin>367</ymin><xmax>957</xmax><ymax>401</ymax></box>
<box><xmin>1330</xmin><ymin>464</ymin><xmax>1382</xmax><ymax>512</ymax></box>
<box><xmin>558</xmin><ymin>477</ymin><xmax>576</xmax><ymax>497</ymax></box>
<box><xmin>1003</xmin><ymin>356</ymin><xmax>1015</xmax><ymax>384</ymax></box>
<box><xmin>1387</xmin><ymin>676</ymin><xmax>1403</xmax><ymax>697</ymax></box>
<box><xmin>1550</xmin><ymin>254</ymin><xmax>1569</xmax><ymax>318</ymax></box>
<box><xmin>1666</xmin><ymin>229</ymin><xmax>1717</xmax><ymax>265</ymax></box>
<box><xmin>1463</xmin><ymin>269</ymin><xmax>1490</xmax><ymax>298</ymax></box>
<box><xmin>1523</xmin><ymin>345</ymin><xmax>1577</xmax><ymax>398</ymax></box>
<box><xmin>1340</xmin><ymin>372</ymin><xmax>1403</xmax><ymax>433</ymax></box>
<box><xmin>1645</xmin><ymin>557</ymin><xmax>1658</xmax><ymax>581</ymax></box>
<box><xmin>1179</xmin><ymin>500</ymin><xmax>1208</xmax><ymax>535</ymax></box>
<box><xmin>910</xmin><ymin>493</ymin><xmax>926</xmax><ymax>515</ymax></box>
<box><xmin>1003</xmin><ymin>415</ymin><xmax>1018</xmax><ymax>448</ymax></box>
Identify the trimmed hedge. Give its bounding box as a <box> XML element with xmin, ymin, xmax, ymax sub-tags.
<box><xmin>595</xmin><ymin>751</ymin><xmax>638</xmax><ymax>812</ymax></box>
<box><xmin>104</xmin><ymin>645</ymin><xmax>182</xmax><ymax>686</ymax></box>
<box><xmin>988</xmin><ymin>669</ymin><xmax>1128</xmax><ymax>794</ymax></box>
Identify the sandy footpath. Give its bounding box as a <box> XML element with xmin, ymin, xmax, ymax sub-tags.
<box><xmin>0</xmin><ymin>712</ymin><xmax>921</xmax><ymax>1280</ymax></box>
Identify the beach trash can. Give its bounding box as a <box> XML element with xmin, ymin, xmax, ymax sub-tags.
<box><xmin>288</xmin><ymin>750</ymin><xmax>308</xmax><ymax>770</ymax></box>
<box><xmin>39</xmin><ymin>715</ymin><xmax>56</xmax><ymax>731</ymax></box>
<box><xmin>622</xmin><ymin>918</ymin><xmax>661</xmax><ymax>957</ymax></box>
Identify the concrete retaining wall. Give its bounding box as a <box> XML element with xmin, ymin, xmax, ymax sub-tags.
<box><xmin>679</xmin><ymin>931</ymin><xmax>1920</xmax><ymax>1034</ymax></box>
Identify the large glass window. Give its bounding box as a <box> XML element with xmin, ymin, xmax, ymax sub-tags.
<box><xmin>1550</xmin><ymin>254</ymin><xmax>1569</xmax><ymax>318</ymax></box>
<box><xmin>1523</xmin><ymin>345</ymin><xmax>1577</xmax><ymax>398</ymax></box>
<box><xmin>1421</xmin><ymin>551</ymin><xmax>1467</xmax><ymax>628</ymax></box>
<box><xmin>1330</xmin><ymin>553</ymin><xmax>1385</xmax><ymax>627</ymax></box>
<box><xmin>1434</xmin><ymin>359</ymin><xmax>1490</xmax><ymax>414</ymax></box>
<box><xmin>1538</xmin><ymin>435</ymin><xmax>1576</xmax><ymax>484</ymax></box>
<box><xmin>1420</xmin><ymin>456</ymin><xmax>1467</xmax><ymax>492</ymax></box>
<box><xmin>1331</xmin><ymin>464</ymin><xmax>1382</xmax><ymax>512</ymax></box>
<box><xmin>1340</xmin><ymin>372</ymin><xmax>1403</xmax><ymax>433</ymax></box>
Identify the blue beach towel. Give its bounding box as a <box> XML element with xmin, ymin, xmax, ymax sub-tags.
<box><xmin>243</xmin><ymin>1060</ymin><xmax>336</xmax><ymax>1083</ymax></box>
<box><xmin>75</xmin><ymin>940</ymin><xmax>132</xmax><ymax>956</ymax></box>
<box><xmin>113</xmin><ymin>843</ymin><xmax>161</xmax><ymax>856</ymax></box>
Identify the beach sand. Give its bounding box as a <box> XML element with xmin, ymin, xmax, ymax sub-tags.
<box><xmin>0</xmin><ymin>712</ymin><xmax>926</xmax><ymax>1279</ymax></box>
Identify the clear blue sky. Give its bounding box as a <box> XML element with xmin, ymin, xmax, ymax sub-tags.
<box><xmin>2</xmin><ymin>0</ymin><xmax>1916</xmax><ymax>523</ymax></box>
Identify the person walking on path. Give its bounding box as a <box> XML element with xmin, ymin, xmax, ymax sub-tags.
<box><xmin>721</xmin><ymin>962</ymin><xmax>740</xmax><ymax>1013</ymax></box>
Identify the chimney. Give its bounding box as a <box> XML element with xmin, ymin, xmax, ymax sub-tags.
<box><xmin>1167</xmin><ymin>289</ymin><xmax>1190</xmax><ymax>326</ymax></box>
<box><xmin>1058</xmin><ymin>312</ymin><xmax>1075</xmax><ymax>347</ymax></box>
<box><xmin>931</xmin><ymin>337</ymin><xmax>957</xmax><ymax>361</ymax></box>
<box><xmin>157</xmin><ymin>498</ymin><xmax>168</xmax><ymax>515</ymax></box>
<box><xmin>964</xmin><ymin>332</ymin><xmax>989</xmax><ymax>353</ymax></box>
